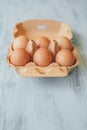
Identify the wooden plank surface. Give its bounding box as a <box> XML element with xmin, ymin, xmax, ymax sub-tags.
<box><xmin>0</xmin><ymin>0</ymin><xmax>87</xmax><ymax>130</ymax></box>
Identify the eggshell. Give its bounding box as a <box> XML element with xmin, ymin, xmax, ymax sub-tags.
<box><xmin>33</xmin><ymin>48</ymin><xmax>53</xmax><ymax>67</ymax></box>
<box><xmin>57</xmin><ymin>36</ymin><xmax>73</xmax><ymax>51</ymax></box>
<box><xmin>55</xmin><ymin>49</ymin><xmax>76</xmax><ymax>66</ymax></box>
<box><xmin>13</xmin><ymin>35</ymin><xmax>29</xmax><ymax>49</ymax></box>
<box><xmin>10</xmin><ymin>48</ymin><xmax>30</xmax><ymax>66</ymax></box>
<box><xmin>35</xmin><ymin>36</ymin><xmax>50</xmax><ymax>48</ymax></box>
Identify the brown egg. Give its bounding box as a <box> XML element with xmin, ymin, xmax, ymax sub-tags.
<box><xmin>13</xmin><ymin>35</ymin><xmax>29</xmax><ymax>49</ymax></box>
<box><xmin>57</xmin><ymin>36</ymin><xmax>73</xmax><ymax>51</ymax></box>
<box><xmin>55</xmin><ymin>49</ymin><xmax>76</xmax><ymax>66</ymax></box>
<box><xmin>35</xmin><ymin>36</ymin><xmax>50</xmax><ymax>48</ymax></box>
<box><xmin>10</xmin><ymin>48</ymin><xmax>30</xmax><ymax>66</ymax></box>
<box><xmin>33</xmin><ymin>48</ymin><xmax>53</xmax><ymax>67</ymax></box>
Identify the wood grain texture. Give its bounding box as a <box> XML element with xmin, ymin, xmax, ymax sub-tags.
<box><xmin>0</xmin><ymin>0</ymin><xmax>87</xmax><ymax>130</ymax></box>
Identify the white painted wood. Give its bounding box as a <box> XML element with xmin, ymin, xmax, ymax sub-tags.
<box><xmin>0</xmin><ymin>0</ymin><xmax>87</xmax><ymax>130</ymax></box>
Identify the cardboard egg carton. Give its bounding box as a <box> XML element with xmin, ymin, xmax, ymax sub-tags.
<box><xmin>6</xmin><ymin>19</ymin><xmax>79</xmax><ymax>77</ymax></box>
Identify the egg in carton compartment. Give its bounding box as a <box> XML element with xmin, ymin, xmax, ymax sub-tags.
<box><xmin>6</xmin><ymin>19</ymin><xmax>79</xmax><ymax>77</ymax></box>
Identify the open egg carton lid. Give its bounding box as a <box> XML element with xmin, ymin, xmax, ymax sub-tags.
<box><xmin>7</xmin><ymin>19</ymin><xmax>79</xmax><ymax>77</ymax></box>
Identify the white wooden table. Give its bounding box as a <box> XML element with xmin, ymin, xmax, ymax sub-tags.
<box><xmin>0</xmin><ymin>0</ymin><xmax>87</xmax><ymax>130</ymax></box>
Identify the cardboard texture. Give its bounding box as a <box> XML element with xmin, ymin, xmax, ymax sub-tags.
<box><xmin>6</xmin><ymin>19</ymin><xmax>79</xmax><ymax>77</ymax></box>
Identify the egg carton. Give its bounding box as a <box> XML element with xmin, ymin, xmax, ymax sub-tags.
<box><xmin>6</xmin><ymin>19</ymin><xmax>79</xmax><ymax>77</ymax></box>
